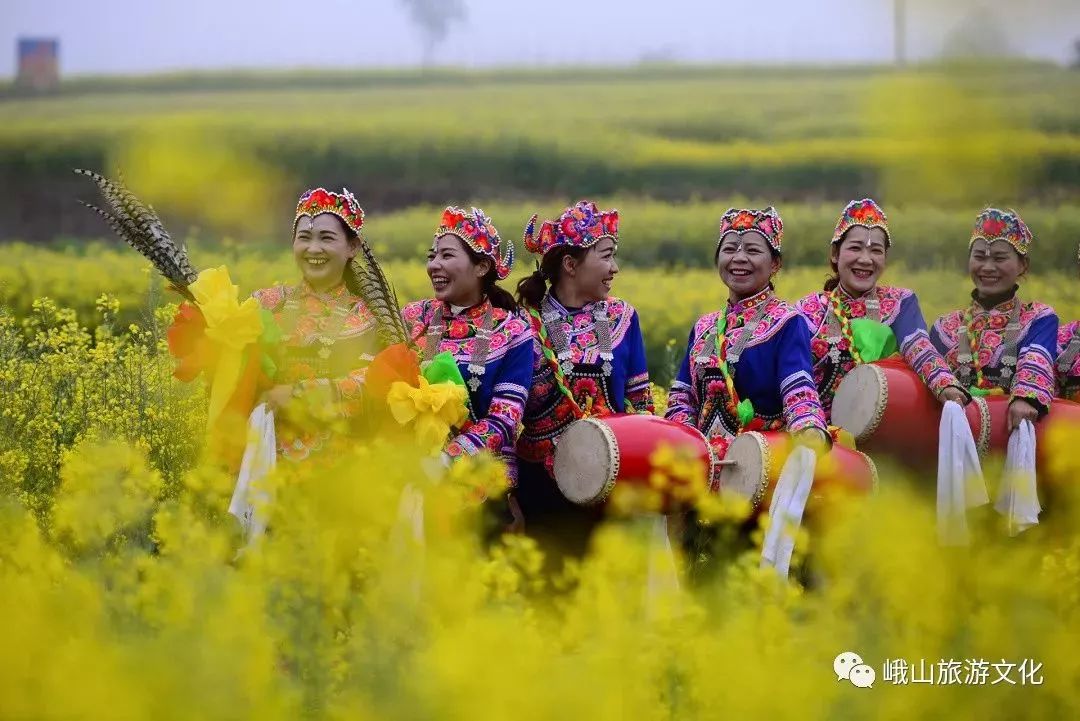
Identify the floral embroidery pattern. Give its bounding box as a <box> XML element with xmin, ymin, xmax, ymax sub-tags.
<box><xmin>797</xmin><ymin>286</ymin><xmax>958</xmax><ymax>415</ymax></box>
<box><xmin>934</xmin><ymin>298</ymin><xmax>1057</xmax><ymax>410</ymax></box>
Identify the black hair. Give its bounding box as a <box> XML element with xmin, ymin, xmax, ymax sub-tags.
<box><xmin>459</xmin><ymin>242</ymin><xmax>518</xmax><ymax>312</ymax></box>
<box><xmin>515</xmin><ymin>246</ymin><xmax>590</xmax><ymax>309</ymax></box>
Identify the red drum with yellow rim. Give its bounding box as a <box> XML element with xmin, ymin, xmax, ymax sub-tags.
<box><xmin>553</xmin><ymin>414</ymin><xmax>715</xmax><ymax>507</ymax></box>
<box><xmin>831</xmin><ymin>359</ymin><xmax>960</xmax><ymax>460</ymax></box>
<box><xmin>717</xmin><ymin>430</ymin><xmax>877</xmax><ymax>519</ymax></box>
<box><xmin>975</xmin><ymin>394</ymin><xmax>1080</xmax><ymax>460</ymax></box>
<box><xmin>833</xmin><ymin>360</ymin><xmax>1080</xmax><ymax>463</ymax></box>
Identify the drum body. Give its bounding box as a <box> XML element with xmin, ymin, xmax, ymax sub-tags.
<box><xmin>833</xmin><ymin>360</ymin><xmax>1080</xmax><ymax>464</ymax></box>
<box><xmin>831</xmin><ymin>359</ymin><xmax>947</xmax><ymax>460</ymax></box>
<box><xmin>717</xmin><ymin>430</ymin><xmax>877</xmax><ymax>518</ymax></box>
<box><xmin>976</xmin><ymin>395</ymin><xmax>1080</xmax><ymax>463</ymax></box>
<box><xmin>553</xmin><ymin>414</ymin><xmax>714</xmax><ymax>507</ymax></box>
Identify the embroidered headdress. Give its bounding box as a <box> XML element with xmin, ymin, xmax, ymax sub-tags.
<box><xmin>522</xmin><ymin>200</ymin><xmax>619</xmax><ymax>256</ymax></box>
<box><xmin>969</xmin><ymin>207</ymin><xmax>1032</xmax><ymax>256</ymax></box>
<box><xmin>434</xmin><ymin>206</ymin><xmax>514</xmax><ymax>280</ymax></box>
<box><xmin>717</xmin><ymin>207</ymin><xmax>784</xmax><ymax>254</ymax></box>
<box><xmin>294</xmin><ymin>187</ymin><xmax>365</xmax><ymax>236</ymax></box>
<box><xmin>832</xmin><ymin>198</ymin><xmax>891</xmax><ymax>246</ymax></box>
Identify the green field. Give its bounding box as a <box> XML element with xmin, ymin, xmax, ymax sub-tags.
<box><xmin>2</xmin><ymin>62</ymin><xmax>1079</xmax><ymax>245</ymax></box>
<box><xmin>3</xmin><ymin>63</ymin><xmax>1078</xmax><ymax>385</ymax></box>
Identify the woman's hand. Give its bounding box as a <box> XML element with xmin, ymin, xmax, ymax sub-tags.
<box><xmin>793</xmin><ymin>427</ymin><xmax>831</xmax><ymax>453</ymax></box>
<box><xmin>1007</xmin><ymin>398</ymin><xmax>1039</xmax><ymax>433</ymax></box>
<box><xmin>940</xmin><ymin>386</ymin><xmax>969</xmax><ymax>405</ymax></box>
<box><xmin>261</xmin><ymin>384</ymin><xmax>295</xmax><ymax>411</ymax></box>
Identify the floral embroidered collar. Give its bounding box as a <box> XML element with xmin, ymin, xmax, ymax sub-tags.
<box><xmin>834</xmin><ymin>283</ymin><xmax>877</xmax><ymax>302</ymax></box>
<box><xmin>443</xmin><ymin>297</ymin><xmax>492</xmax><ymax>319</ymax></box>
<box><xmin>299</xmin><ymin>281</ymin><xmax>351</xmax><ymax>304</ymax></box>
<box><xmin>727</xmin><ymin>287</ymin><xmax>774</xmax><ymax>316</ymax></box>
<box><xmin>546</xmin><ymin>292</ymin><xmax>604</xmax><ymax>316</ymax></box>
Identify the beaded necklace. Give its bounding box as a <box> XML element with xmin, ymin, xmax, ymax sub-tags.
<box><xmin>420</xmin><ymin>300</ymin><xmax>495</xmax><ymax>393</ymax></box>
<box><xmin>956</xmin><ymin>296</ymin><xmax>1022</xmax><ymax>391</ymax></box>
<box><xmin>1057</xmin><ymin>326</ymin><xmax>1080</xmax><ymax>376</ymax></box>
<box><xmin>541</xmin><ymin>294</ymin><xmax>614</xmax><ymax>377</ymax></box>
<box><xmin>824</xmin><ymin>286</ymin><xmax>880</xmax><ymax>366</ymax></box>
<box><xmin>700</xmin><ymin>290</ymin><xmax>773</xmax><ymax>428</ymax></box>
<box><xmin>526</xmin><ymin>294</ymin><xmax>619</xmax><ymax>418</ymax></box>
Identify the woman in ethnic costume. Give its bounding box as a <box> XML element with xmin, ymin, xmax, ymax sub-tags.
<box><xmin>514</xmin><ymin>200</ymin><xmax>653</xmax><ymax>551</ymax></box>
<box><xmin>253</xmin><ymin>188</ymin><xmax>383</xmax><ymax>461</ymax></box>
<box><xmin>929</xmin><ymin>208</ymin><xmax>1059</xmax><ymax>433</ymax></box>
<box><xmin>1055</xmin><ymin>243</ymin><xmax>1080</xmax><ymax>402</ymax></box>
<box><xmin>401</xmin><ymin>207</ymin><xmax>534</xmax><ymax>526</ymax></box>
<box><xmin>795</xmin><ymin>199</ymin><xmax>968</xmax><ymax>420</ymax></box>
<box><xmin>665</xmin><ymin>207</ymin><xmax>829</xmax><ymax>459</ymax></box>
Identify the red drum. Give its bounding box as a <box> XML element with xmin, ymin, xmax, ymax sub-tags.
<box><xmin>831</xmin><ymin>359</ymin><xmax>952</xmax><ymax>460</ymax></box>
<box><xmin>974</xmin><ymin>394</ymin><xmax>1080</xmax><ymax>460</ymax></box>
<box><xmin>553</xmin><ymin>414</ymin><xmax>714</xmax><ymax>507</ymax></box>
<box><xmin>833</xmin><ymin>360</ymin><xmax>1080</xmax><ymax>463</ymax></box>
<box><xmin>717</xmin><ymin>431</ymin><xmax>877</xmax><ymax>518</ymax></box>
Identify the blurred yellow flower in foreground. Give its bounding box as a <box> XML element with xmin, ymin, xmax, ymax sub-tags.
<box><xmin>387</xmin><ymin>377</ymin><xmax>469</xmax><ymax>453</ymax></box>
<box><xmin>188</xmin><ymin>266</ymin><xmax>263</xmax><ymax>351</ymax></box>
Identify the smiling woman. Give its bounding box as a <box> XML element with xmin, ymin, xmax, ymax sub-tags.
<box><xmin>252</xmin><ymin>187</ymin><xmax>382</xmax><ymax>461</ymax></box>
<box><xmin>513</xmin><ymin>200</ymin><xmax>654</xmax><ymax>556</ymax></box>
<box><xmin>930</xmin><ymin>208</ymin><xmax>1060</xmax><ymax>433</ymax></box>
<box><xmin>795</xmin><ymin>199</ymin><xmax>967</xmax><ymax>420</ymax></box>
<box><xmin>402</xmin><ymin>206</ymin><xmax>533</xmax><ymax>531</ymax></box>
<box><xmin>665</xmin><ymin>206</ymin><xmax>829</xmax><ymax>463</ymax></box>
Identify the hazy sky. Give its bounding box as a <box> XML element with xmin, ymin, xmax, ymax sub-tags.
<box><xmin>4</xmin><ymin>0</ymin><xmax>1078</xmax><ymax>76</ymax></box>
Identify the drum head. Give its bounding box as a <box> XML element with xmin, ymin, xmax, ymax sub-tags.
<box><xmin>832</xmin><ymin>363</ymin><xmax>886</xmax><ymax>441</ymax></box>
<box><xmin>717</xmin><ymin>431</ymin><xmax>769</xmax><ymax>511</ymax></box>
<box><xmin>553</xmin><ymin>418</ymin><xmax>618</xmax><ymax>506</ymax></box>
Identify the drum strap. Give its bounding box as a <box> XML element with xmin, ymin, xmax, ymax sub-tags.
<box><xmin>956</xmin><ymin>298</ymin><xmax>1023</xmax><ymax>389</ymax></box>
<box><xmin>696</xmin><ymin>298</ymin><xmax>771</xmax><ymax>368</ymax></box>
<box><xmin>1057</xmin><ymin>330</ymin><xmax>1080</xmax><ymax>376</ymax></box>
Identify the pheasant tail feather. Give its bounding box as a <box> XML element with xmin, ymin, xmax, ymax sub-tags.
<box><xmin>351</xmin><ymin>241</ymin><xmax>410</xmax><ymax>349</ymax></box>
<box><xmin>74</xmin><ymin>169</ymin><xmax>199</xmax><ymax>298</ymax></box>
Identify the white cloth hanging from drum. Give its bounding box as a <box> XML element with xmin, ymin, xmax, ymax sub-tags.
<box><xmin>936</xmin><ymin>400</ymin><xmax>988</xmax><ymax>546</ymax></box>
<box><xmin>760</xmin><ymin>446</ymin><xmax>817</xmax><ymax>578</ymax></box>
<box><xmin>228</xmin><ymin>403</ymin><xmax>276</xmax><ymax>542</ymax></box>
<box><xmin>995</xmin><ymin>419</ymin><xmax>1040</xmax><ymax>536</ymax></box>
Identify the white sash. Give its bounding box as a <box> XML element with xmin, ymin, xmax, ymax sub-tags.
<box><xmin>228</xmin><ymin>403</ymin><xmax>276</xmax><ymax>542</ymax></box>
<box><xmin>936</xmin><ymin>400</ymin><xmax>988</xmax><ymax>546</ymax></box>
<box><xmin>760</xmin><ymin>446</ymin><xmax>817</xmax><ymax>578</ymax></box>
<box><xmin>995</xmin><ymin>420</ymin><xmax>1040</xmax><ymax>536</ymax></box>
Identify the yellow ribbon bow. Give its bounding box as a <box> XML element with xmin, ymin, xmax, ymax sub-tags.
<box><xmin>386</xmin><ymin>377</ymin><xmax>469</xmax><ymax>453</ymax></box>
<box><xmin>188</xmin><ymin>266</ymin><xmax>263</xmax><ymax>431</ymax></box>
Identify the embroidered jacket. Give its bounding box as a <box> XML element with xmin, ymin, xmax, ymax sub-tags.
<box><xmin>796</xmin><ymin>285</ymin><xmax>960</xmax><ymax>418</ymax></box>
<box><xmin>253</xmin><ymin>282</ymin><xmax>379</xmax><ymax>460</ymax></box>
<box><xmin>665</xmin><ymin>291</ymin><xmax>828</xmax><ymax>445</ymax></box>
<box><xmin>1056</xmin><ymin>320</ymin><xmax>1080</xmax><ymax>402</ymax></box>
<box><xmin>402</xmin><ymin>298</ymin><xmax>533</xmax><ymax>484</ymax></box>
<box><xmin>517</xmin><ymin>295</ymin><xmax>653</xmax><ymax>474</ymax></box>
<box><xmin>930</xmin><ymin>294</ymin><xmax>1059</xmax><ymax>414</ymax></box>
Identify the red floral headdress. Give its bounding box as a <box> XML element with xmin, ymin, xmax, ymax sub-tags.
<box><xmin>969</xmin><ymin>207</ymin><xmax>1032</xmax><ymax>256</ymax></box>
<box><xmin>832</xmin><ymin>198</ymin><xmax>891</xmax><ymax>246</ymax></box>
<box><xmin>294</xmin><ymin>187</ymin><xmax>365</xmax><ymax>236</ymax></box>
<box><xmin>522</xmin><ymin>200</ymin><xmax>619</xmax><ymax>257</ymax></box>
<box><xmin>435</xmin><ymin>206</ymin><xmax>514</xmax><ymax>281</ymax></box>
<box><xmin>717</xmin><ymin>207</ymin><xmax>784</xmax><ymax>254</ymax></box>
